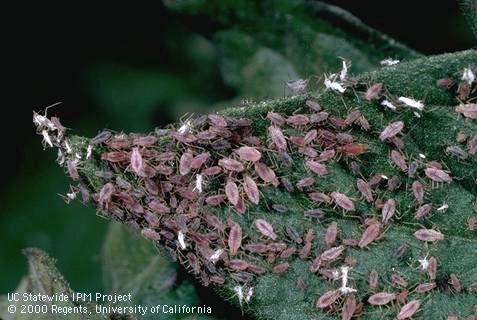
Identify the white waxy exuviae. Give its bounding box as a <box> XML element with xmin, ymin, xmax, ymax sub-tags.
<box><xmin>86</xmin><ymin>145</ymin><xmax>93</xmax><ymax>160</ymax></box>
<box><xmin>418</xmin><ymin>258</ymin><xmax>429</xmax><ymax>270</ymax></box>
<box><xmin>381</xmin><ymin>100</ymin><xmax>397</xmax><ymax>111</ymax></box>
<box><xmin>462</xmin><ymin>67</ymin><xmax>475</xmax><ymax>85</ymax></box>
<box><xmin>340</xmin><ymin>266</ymin><xmax>357</xmax><ymax>294</ymax></box>
<box><xmin>178</xmin><ymin>230</ymin><xmax>187</xmax><ymax>250</ymax></box>
<box><xmin>209</xmin><ymin>249</ymin><xmax>223</xmax><ymax>264</ymax></box>
<box><xmin>41</xmin><ymin>130</ymin><xmax>53</xmax><ymax>148</ymax></box>
<box><xmin>324</xmin><ymin>75</ymin><xmax>346</xmax><ymax>93</ymax></box>
<box><xmin>398</xmin><ymin>97</ymin><xmax>424</xmax><ymax>111</ymax></box>
<box><xmin>437</xmin><ymin>203</ymin><xmax>449</xmax><ymax>212</ymax></box>
<box><xmin>381</xmin><ymin>58</ymin><xmax>400</xmax><ymax>66</ymax></box>
<box><xmin>194</xmin><ymin>174</ymin><xmax>203</xmax><ymax>193</ymax></box>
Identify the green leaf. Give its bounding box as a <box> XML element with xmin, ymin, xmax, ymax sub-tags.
<box><xmin>37</xmin><ymin>48</ymin><xmax>477</xmax><ymax>320</ymax></box>
<box><xmin>0</xmin><ymin>248</ymin><xmax>110</xmax><ymax>320</ymax></box>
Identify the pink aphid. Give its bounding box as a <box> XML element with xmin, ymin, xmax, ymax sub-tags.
<box><xmin>358</xmin><ymin>223</ymin><xmax>381</xmax><ymax>248</ymax></box>
<box><xmin>148</xmin><ymin>200</ymin><xmax>170</xmax><ymax>214</ymax></box>
<box><xmin>225</xmin><ymin>179</ymin><xmax>240</xmax><ymax>206</ymax></box>
<box><xmin>219</xmin><ymin>158</ymin><xmax>245</xmax><ymax>172</ymax></box>
<box><xmin>342</xmin><ymin>295</ymin><xmax>356</xmax><ymax>320</ymax></box>
<box><xmin>248</xmin><ymin>264</ymin><xmax>266</xmax><ymax>274</ymax></box>
<box><xmin>368</xmin><ymin>292</ymin><xmax>396</xmax><ymax>305</ymax></box>
<box><xmin>331</xmin><ymin>192</ymin><xmax>355</xmax><ymax>211</ymax></box>
<box><xmin>202</xmin><ymin>166</ymin><xmax>222</xmax><ymax>176</ymax></box>
<box><xmin>179</xmin><ymin>152</ymin><xmax>193</xmax><ymax>175</ymax></box>
<box><xmin>320</xmin><ymin>245</ymin><xmax>345</xmax><ymax>261</ymax></box>
<box><xmin>254</xmin><ymin>162</ymin><xmax>279</xmax><ymax>186</ymax></box>
<box><xmin>369</xmin><ymin>270</ymin><xmax>378</xmax><ymax>289</ymax></box>
<box><xmin>304</xmin><ymin>129</ymin><xmax>318</xmax><ymax>145</ymax></box>
<box><xmin>287</xmin><ymin>114</ymin><xmax>310</xmax><ymax>126</ymax></box>
<box><xmin>272</xmin><ymin>262</ymin><xmax>289</xmax><ymax>274</ymax></box>
<box><xmin>66</xmin><ymin>160</ymin><xmax>80</xmax><ymax>180</ymax></box>
<box><xmin>245</xmin><ymin>243</ymin><xmax>269</xmax><ymax>253</ymax></box>
<box><xmin>325</xmin><ymin>222</ymin><xmax>338</xmax><ymax>247</ymax></box>
<box><xmin>379</xmin><ymin>121</ymin><xmax>404</xmax><ymax>141</ymax></box>
<box><xmin>412</xmin><ymin>181</ymin><xmax>425</xmax><ymax>204</ymax></box>
<box><xmin>266</xmin><ymin>112</ymin><xmax>286</xmax><ymax>126</ymax></box>
<box><xmin>268</xmin><ymin>126</ymin><xmax>287</xmax><ymax>150</ymax></box>
<box><xmin>228</xmin><ymin>259</ymin><xmax>249</xmax><ymax>271</ymax></box>
<box><xmin>392</xmin><ymin>273</ymin><xmax>408</xmax><ymax>287</ymax></box>
<box><xmin>243</xmin><ymin>175</ymin><xmax>260</xmax><ymax>205</ymax></box>
<box><xmin>317</xmin><ymin>149</ymin><xmax>336</xmax><ymax>162</ymax></box>
<box><xmin>190</xmin><ymin>152</ymin><xmax>210</xmax><ymax>169</ymax></box>
<box><xmin>316</xmin><ymin>290</ymin><xmax>341</xmax><ymax>309</ymax></box>
<box><xmin>365</xmin><ymin>83</ymin><xmax>383</xmax><ymax>100</ymax></box>
<box><xmin>309</xmin><ymin>192</ymin><xmax>332</xmax><ymax>204</ymax></box>
<box><xmin>414</xmin><ymin>229</ymin><xmax>444</xmax><ymax>242</ymax></box>
<box><xmin>427</xmin><ymin>256</ymin><xmax>437</xmax><ymax>280</ymax></box>
<box><xmin>305</xmin><ymin>100</ymin><xmax>321</xmax><ymax>112</ymax></box>
<box><xmin>205</xmin><ymin>194</ymin><xmax>226</xmax><ymax>206</ymax></box>
<box><xmin>449</xmin><ymin>274</ymin><xmax>463</xmax><ymax>292</ymax></box>
<box><xmin>391</xmin><ymin>150</ymin><xmax>408</xmax><ymax>172</ymax></box>
<box><xmin>382</xmin><ymin>199</ymin><xmax>396</xmax><ymax>224</ymax></box>
<box><xmin>98</xmin><ymin>182</ymin><xmax>115</xmax><ymax>204</ymax></box>
<box><xmin>455</xmin><ymin>103</ymin><xmax>477</xmax><ymax>119</ymax></box>
<box><xmin>397</xmin><ymin>300</ymin><xmax>421</xmax><ymax>319</ymax></box>
<box><xmin>228</xmin><ymin>223</ymin><xmax>242</xmax><ymax>256</ymax></box>
<box><xmin>345</xmin><ymin>110</ymin><xmax>362</xmax><ymax>125</ymax></box>
<box><xmin>255</xmin><ymin>219</ymin><xmax>277</xmax><ymax>240</ymax></box>
<box><xmin>234</xmin><ymin>146</ymin><xmax>261</xmax><ymax>162</ymax></box>
<box><xmin>424</xmin><ymin>167</ymin><xmax>452</xmax><ymax>182</ymax></box>
<box><xmin>356</xmin><ymin>179</ymin><xmax>373</xmax><ymax>202</ymax></box>
<box><xmin>415</xmin><ymin>204</ymin><xmax>432</xmax><ymax>220</ymax></box>
<box><xmin>130</xmin><ymin>147</ymin><xmax>144</xmax><ymax>175</ymax></box>
<box><xmin>309</xmin><ymin>256</ymin><xmax>322</xmax><ymax>273</ymax></box>
<box><xmin>307</xmin><ymin>160</ymin><xmax>328</xmax><ymax>176</ymax></box>
<box><xmin>296</xmin><ymin>177</ymin><xmax>314</xmax><ymax>189</ymax></box>
<box><xmin>415</xmin><ymin>282</ymin><xmax>436</xmax><ymax>293</ymax></box>
<box><xmin>310</xmin><ymin>112</ymin><xmax>329</xmax><ymax>123</ymax></box>
<box><xmin>133</xmin><ymin>135</ymin><xmax>157</xmax><ymax>146</ymax></box>
<box><xmin>208</xmin><ymin>114</ymin><xmax>228</xmax><ymax>127</ymax></box>
<box><xmin>468</xmin><ymin>134</ymin><xmax>477</xmax><ymax>155</ymax></box>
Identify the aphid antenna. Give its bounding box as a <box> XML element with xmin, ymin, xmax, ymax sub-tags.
<box><xmin>40</xmin><ymin>101</ymin><xmax>63</xmax><ymax>117</ymax></box>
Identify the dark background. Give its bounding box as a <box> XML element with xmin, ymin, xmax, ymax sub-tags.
<box><xmin>0</xmin><ymin>0</ymin><xmax>473</xmax><ymax>294</ymax></box>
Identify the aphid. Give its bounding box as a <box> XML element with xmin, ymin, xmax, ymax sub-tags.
<box><xmin>90</xmin><ymin>131</ymin><xmax>112</xmax><ymax>144</ymax></box>
<box><xmin>271</xmin><ymin>204</ymin><xmax>287</xmax><ymax>213</ymax></box>
<box><xmin>306</xmin><ymin>160</ymin><xmax>328</xmax><ymax>176</ymax></box>
<box><xmin>108</xmin><ymin>134</ymin><xmax>131</xmax><ymax>149</ymax></box>
<box><xmin>342</xmin><ymin>239</ymin><xmax>359</xmax><ymax>247</ymax></box>
<box><xmin>186</xmin><ymin>252</ymin><xmax>200</xmax><ymax>274</ymax></box>
<box><xmin>255</xmin><ymin>219</ymin><xmax>277</xmax><ymax>240</ymax></box>
<box><xmin>468</xmin><ymin>216</ymin><xmax>477</xmax><ymax>231</ymax></box>
<box><xmin>415</xmin><ymin>282</ymin><xmax>436</xmax><ymax>293</ymax></box>
<box><xmin>342</xmin><ymin>295</ymin><xmax>356</xmax><ymax>320</ymax></box>
<box><xmin>130</xmin><ymin>147</ymin><xmax>144</xmax><ymax>175</ymax></box>
<box><xmin>266</xmin><ymin>112</ymin><xmax>286</xmax><ymax>126</ymax></box>
<box><xmin>66</xmin><ymin>160</ymin><xmax>79</xmax><ymax>180</ymax></box>
<box><xmin>310</xmin><ymin>112</ymin><xmax>329</xmax><ymax>123</ymax></box>
<box><xmin>345</xmin><ymin>110</ymin><xmax>362</xmax><ymax>125</ymax></box>
<box><xmin>296</xmin><ymin>177</ymin><xmax>314</xmax><ymax>189</ymax></box>
<box><xmin>356</xmin><ymin>179</ymin><xmax>373</xmax><ymax>202</ymax></box>
<box><xmin>309</xmin><ymin>192</ymin><xmax>331</xmax><ymax>204</ymax></box>
<box><xmin>141</xmin><ymin>228</ymin><xmax>161</xmax><ymax>241</ymax></box>
<box><xmin>427</xmin><ymin>256</ymin><xmax>437</xmax><ymax>280</ymax></box>
<box><xmin>304</xmin><ymin>208</ymin><xmax>324</xmax><ymax>219</ymax></box>
<box><xmin>303</xmin><ymin>228</ymin><xmax>315</xmax><ymax>242</ymax></box>
<box><xmin>179</xmin><ymin>152</ymin><xmax>193</xmax><ymax>175</ymax></box>
<box><xmin>208</xmin><ymin>114</ymin><xmax>228</xmax><ymax>127</ymax></box>
<box><xmin>468</xmin><ymin>134</ymin><xmax>477</xmax><ymax>155</ymax></box>
<box><xmin>336</xmin><ymin>133</ymin><xmax>354</xmax><ymax>145</ymax></box>
<box><xmin>228</xmin><ymin>259</ymin><xmax>249</xmax><ymax>271</ymax></box>
<box><xmin>148</xmin><ymin>200</ymin><xmax>171</xmax><ymax>214</ymax></box>
<box><xmin>280</xmin><ymin>247</ymin><xmax>296</xmax><ymax>259</ymax></box>
<box><xmin>245</xmin><ymin>243</ymin><xmax>269</xmax><ymax>253</ymax></box>
<box><xmin>205</xmin><ymin>194</ymin><xmax>226</xmax><ymax>206</ymax></box>
<box><xmin>398</xmin><ymin>96</ymin><xmax>424</xmax><ymax>111</ymax></box>
<box><xmin>337</xmin><ymin>143</ymin><xmax>368</xmax><ymax>156</ymax></box>
<box><xmin>329</xmin><ymin>116</ymin><xmax>347</xmax><ymax>128</ymax></box>
<box><xmin>395</xmin><ymin>290</ymin><xmax>408</xmax><ymax>305</ymax></box>
<box><xmin>204</xmin><ymin>214</ymin><xmax>225</xmax><ymax>233</ymax></box>
<box><xmin>305</xmin><ymin>100</ymin><xmax>321</xmax><ymax>112</ymax></box>
<box><xmin>397</xmin><ymin>300</ymin><xmax>421</xmax><ymax>320</ymax></box>
<box><xmin>225</xmin><ymin>179</ymin><xmax>240</xmax><ymax>206</ymax></box>
<box><xmin>455</xmin><ymin>103</ymin><xmax>477</xmax><ymax>119</ymax></box>
<box><xmin>320</xmin><ymin>245</ymin><xmax>345</xmax><ymax>261</ymax></box>
<box><xmin>365</xmin><ymin>83</ymin><xmax>383</xmax><ymax>100</ymax></box>
<box><xmin>101</xmin><ymin>151</ymin><xmax>129</xmax><ymax>162</ymax></box>
<box><xmin>235</xmin><ymin>146</ymin><xmax>261</xmax><ymax>162</ymax></box>
<box><xmin>254</xmin><ymin>162</ymin><xmax>279</xmax><ymax>186</ymax></box>
<box><xmin>133</xmin><ymin>135</ymin><xmax>157</xmax><ymax>146</ymax></box>
<box><xmin>278</xmin><ymin>151</ymin><xmax>293</xmax><ymax>167</ymax></box>
<box><xmin>408</xmin><ymin>161</ymin><xmax>419</xmax><ymax>177</ymax></box>
<box><xmin>412</xmin><ymin>181</ymin><xmax>425</xmax><ymax>204</ymax></box>
<box><xmin>287</xmin><ymin>114</ymin><xmax>310</xmax><ymax>126</ymax></box>
<box><xmin>247</xmin><ymin>264</ymin><xmax>266</xmax><ymax>274</ymax></box>
<box><xmin>98</xmin><ymin>182</ymin><xmax>115</xmax><ymax>205</ymax></box>
<box><xmin>268</xmin><ymin>126</ymin><xmax>287</xmax><ymax>150</ymax></box>
<box><xmin>445</xmin><ymin>145</ymin><xmax>468</xmax><ymax>160</ymax></box>
<box><xmin>382</xmin><ymin>199</ymin><xmax>396</xmax><ymax>224</ymax></box>
<box><xmin>266</xmin><ymin>252</ymin><xmax>276</xmax><ymax>264</ymax></box>
<box><xmin>457</xmin><ymin>82</ymin><xmax>470</xmax><ymax>100</ymax></box>
<box><xmin>290</xmin><ymin>136</ymin><xmax>305</xmax><ymax>147</ymax></box>
<box><xmin>228</xmin><ymin>223</ymin><xmax>242</xmax><ymax>256</ymax></box>
<box><xmin>392</xmin><ymin>273</ymin><xmax>408</xmax><ymax>287</ymax></box>
<box><xmin>190</xmin><ymin>152</ymin><xmax>210</xmax><ymax>169</ymax></box>
<box><xmin>369</xmin><ymin>270</ymin><xmax>378</xmax><ymax>289</ymax></box>
<box><xmin>219</xmin><ymin>158</ymin><xmax>245</xmax><ymax>172</ymax></box>
<box><xmin>317</xmin><ymin>149</ymin><xmax>336</xmax><ymax>162</ymax></box>
<box><xmin>331</xmin><ymin>192</ymin><xmax>355</xmax><ymax>211</ymax></box>
<box><xmin>304</xmin><ymin>129</ymin><xmax>318</xmax><ymax>145</ymax></box>
<box><xmin>243</xmin><ymin>175</ymin><xmax>260</xmax><ymax>205</ymax></box>
<box><xmin>436</xmin><ymin>78</ymin><xmax>453</xmax><ymax>87</ymax></box>
<box><xmin>231</xmin><ymin>272</ymin><xmax>253</xmax><ymax>284</ymax></box>
<box><xmin>449</xmin><ymin>274</ymin><xmax>463</xmax><ymax>292</ymax></box>
<box><xmin>415</xmin><ymin>204</ymin><xmax>432</xmax><ymax>220</ymax></box>
<box><xmin>325</xmin><ymin>222</ymin><xmax>338</xmax><ymax>247</ymax></box>
<box><xmin>299</xmin><ymin>242</ymin><xmax>312</xmax><ymax>259</ymax></box>
<box><xmin>394</xmin><ymin>243</ymin><xmax>409</xmax><ymax>259</ymax></box>
<box><xmin>297</xmin><ymin>277</ymin><xmax>306</xmax><ymax>291</ymax></box>
<box><xmin>309</xmin><ymin>255</ymin><xmax>322</xmax><ymax>273</ymax></box>
<box><xmin>202</xmin><ymin>166</ymin><xmax>222</xmax><ymax>176</ymax></box>
<box><xmin>379</xmin><ymin>121</ymin><xmax>404</xmax><ymax>141</ymax></box>
<box><xmin>144</xmin><ymin>178</ymin><xmax>159</xmax><ymax>195</ymax></box>
<box><xmin>368</xmin><ymin>292</ymin><xmax>396</xmax><ymax>305</ymax></box>
<box><xmin>391</xmin><ymin>150</ymin><xmax>408</xmax><ymax>171</ymax></box>
<box><xmin>171</xmin><ymin>131</ymin><xmax>197</xmax><ymax>143</ymax></box>
<box><xmin>414</xmin><ymin>229</ymin><xmax>444</xmax><ymax>242</ymax></box>
<box><xmin>280</xmin><ymin>177</ymin><xmax>294</xmax><ymax>192</ymax></box>
<box><xmin>358</xmin><ymin>223</ymin><xmax>381</xmax><ymax>248</ymax></box>
<box><xmin>272</xmin><ymin>262</ymin><xmax>289</xmax><ymax>274</ymax></box>
<box><xmin>316</xmin><ymin>289</ymin><xmax>341</xmax><ymax>309</ymax></box>
<box><xmin>243</xmin><ymin>136</ymin><xmax>262</xmax><ymax>146</ymax></box>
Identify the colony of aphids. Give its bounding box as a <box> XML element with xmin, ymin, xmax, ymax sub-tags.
<box><xmin>34</xmin><ymin>61</ymin><xmax>477</xmax><ymax>319</ymax></box>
